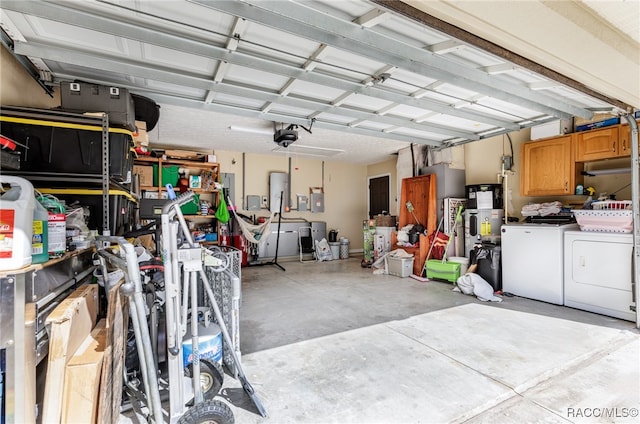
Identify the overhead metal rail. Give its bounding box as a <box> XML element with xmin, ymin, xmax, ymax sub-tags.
<box><xmin>1</xmin><ymin>0</ymin><xmax>625</xmax><ymax>150</ymax></box>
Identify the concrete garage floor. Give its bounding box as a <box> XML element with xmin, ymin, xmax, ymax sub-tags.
<box><xmin>218</xmin><ymin>257</ymin><xmax>640</xmax><ymax>424</ymax></box>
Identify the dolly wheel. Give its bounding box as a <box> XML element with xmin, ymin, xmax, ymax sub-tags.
<box><xmin>185</xmin><ymin>359</ymin><xmax>224</xmax><ymax>399</ymax></box>
<box><xmin>178</xmin><ymin>399</ymin><xmax>234</xmax><ymax>424</ymax></box>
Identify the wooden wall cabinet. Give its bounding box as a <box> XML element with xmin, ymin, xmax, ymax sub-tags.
<box><xmin>520</xmin><ymin>134</ymin><xmax>584</xmax><ymax>196</ymax></box>
<box><xmin>575</xmin><ymin>126</ymin><xmax>621</xmax><ymax>161</ymax></box>
<box><xmin>618</xmin><ymin>125</ymin><xmax>632</xmax><ymax>157</ymax></box>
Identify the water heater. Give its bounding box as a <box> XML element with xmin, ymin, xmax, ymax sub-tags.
<box><xmin>269</xmin><ymin>172</ymin><xmax>289</xmax><ymax>213</ymax></box>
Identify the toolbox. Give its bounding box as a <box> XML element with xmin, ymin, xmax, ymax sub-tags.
<box><xmin>0</xmin><ymin>116</ymin><xmax>134</xmax><ymax>182</ymax></box>
<box><xmin>426</xmin><ymin>259</ymin><xmax>461</xmax><ymax>283</ymax></box>
<box><xmin>60</xmin><ymin>82</ymin><xmax>137</xmax><ymax>131</ymax></box>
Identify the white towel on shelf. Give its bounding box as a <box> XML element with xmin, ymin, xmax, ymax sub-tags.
<box><xmin>538</xmin><ymin>201</ymin><xmax>563</xmax><ymax>216</ymax></box>
<box><xmin>522</xmin><ymin>201</ymin><xmax>564</xmax><ymax>217</ymax></box>
<box><xmin>521</xmin><ymin>203</ymin><xmax>541</xmax><ymax>215</ymax></box>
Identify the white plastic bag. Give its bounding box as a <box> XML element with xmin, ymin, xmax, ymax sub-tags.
<box><xmin>314</xmin><ymin>238</ymin><xmax>333</xmax><ymax>262</ymax></box>
<box><xmin>454</xmin><ymin>273</ymin><xmax>502</xmax><ymax>302</ymax></box>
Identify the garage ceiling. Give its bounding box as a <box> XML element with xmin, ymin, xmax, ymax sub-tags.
<box><xmin>1</xmin><ymin>0</ymin><xmax>636</xmax><ymax>164</ymax></box>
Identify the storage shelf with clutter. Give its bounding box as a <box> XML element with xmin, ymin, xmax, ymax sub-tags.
<box><xmin>133</xmin><ymin>152</ymin><xmax>222</xmax><ymax>244</ymax></box>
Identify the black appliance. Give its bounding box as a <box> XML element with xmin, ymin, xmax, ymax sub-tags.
<box><xmin>470</xmin><ymin>242</ymin><xmax>502</xmax><ymax>291</ymax></box>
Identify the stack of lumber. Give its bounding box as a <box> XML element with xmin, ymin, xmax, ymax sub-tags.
<box><xmin>42</xmin><ymin>281</ymin><xmax>128</xmax><ymax>423</ymax></box>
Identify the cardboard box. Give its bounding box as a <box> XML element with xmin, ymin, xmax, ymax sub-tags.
<box><xmin>163</xmin><ymin>149</ymin><xmax>204</xmax><ymax>160</ymax></box>
<box><xmin>61</xmin><ymin>319</ymin><xmax>107</xmax><ymax>424</ymax></box>
<box><xmin>133</xmin><ymin>165</ymin><xmax>154</xmax><ymax>186</ymax></box>
<box><xmin>189</xmin><ymin>175</ymin><xmax>201</xmax><ymax>188</ymax></box>
<box><xmin>43</xmin><ymin>284</ymin><xmax>99</xmax><ymax>424</ymax></box>
<box><xmin>574</xmin><ymin>113</ymin><xmax>617</xmax><ymax>131</ymax></box>
<box><xmin>143</xmin><ymin>190</ymin><xmax>160</xmax><ymax>199</ymax></box>
<box><xmin>98</xmin><ymin>280</ymin><xmax>128</xmax><ymax>424</ymax></box>
<box><xmin>575</xmin><ymin>117</ymin><xmax>620</xmax><ymax>132</ymax></box>
<box><xmin>133</xmin><ymin>120</ymin><xmax>149</xmax><ymax>146</ymax></box>
<box><xmin>206</xmin><ymin>154</ymin><xmax>217</xmax><ymax>163</ymax></box>
<box><xmin>530</xmin><ymin>119</ymin><xmax>572</xmax><ymax>140</ymax></box>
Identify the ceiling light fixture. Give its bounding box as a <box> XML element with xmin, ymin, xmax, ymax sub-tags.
<box><xmin>228</xmin><ymin>125</ymin><xmax>272</xmax><ymax>135</ymax></box>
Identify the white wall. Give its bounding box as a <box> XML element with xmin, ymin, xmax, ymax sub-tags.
<box><xmin>208</xmin><ymin>150</ymin><xmax>370</xmax><ymax>250</ymax></box>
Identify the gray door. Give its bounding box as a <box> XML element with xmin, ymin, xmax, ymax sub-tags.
<box><xmin>369</xmin><ymin>175</ymin><xmax>389</xmax><ymax>218</ymax></box>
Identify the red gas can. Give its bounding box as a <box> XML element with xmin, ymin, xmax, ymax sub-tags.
<box><xmin>232</xmin><ymin>235</ymin><xmax>248</xmax><ymax>266</ymax></box>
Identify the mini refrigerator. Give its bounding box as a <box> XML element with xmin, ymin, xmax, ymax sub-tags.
<box><xmin>501</xmin><ymin>223</ymin><xmax>578</xmax><ymax>305</ymax></box>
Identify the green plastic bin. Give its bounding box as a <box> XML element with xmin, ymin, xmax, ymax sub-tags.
<box><xmin>152</xmin><ymin>164</ymin><xmax>180</xmax><ymax>187</ymax></box>
<box><xmin>426</xmin><ymin>259</ymin><xmax>461</xmax><ymax>283</ymax></box>
<box><xmin>180</xmin><ymin>194</ymin><xmax>200</xmax><ymax>215</ymax></box>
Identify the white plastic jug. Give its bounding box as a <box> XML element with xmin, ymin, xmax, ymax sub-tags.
<box><xmin>0</xmin><ymin>176</ymin><xmax>35</xmax><ymax>271</ymax></box>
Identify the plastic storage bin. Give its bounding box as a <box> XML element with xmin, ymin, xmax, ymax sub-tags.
<box><xmin>60</xmin><ymin>82</ymin><xmax>136</xmax><ymax>131</ymax></box>
<box><xmin>0</xmin><ymin>116</ymin><xmax>134</xmax><ymax>182</ymax></box>
<box><xmin>426</xmin><ymin>259</ymin><xmax>461</xmax><ymax>283</ymax></box>
<box><xmin>179</xmin><ymin>194</ymin><xmax>200</xmax><ymax>215</ymax></box>
<box><xmin>388</xmin><ymin>256</ymin><xmax>414</xmax><ymax>278</ymax></box>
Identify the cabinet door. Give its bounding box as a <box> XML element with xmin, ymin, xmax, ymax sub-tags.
<box><xmin>575</xmin><ymin>127</ymin><xmax>619</xmax><ymax>161</ymax></box>
<box><xmin>520</xmin><ymin>135</ymin><xmax>577</xmax><ymax>196</ymax></box>
<box><xmin>618</xmin><ymin>125</ymin><xmax>631</xmax><ymax>157</ymax></box>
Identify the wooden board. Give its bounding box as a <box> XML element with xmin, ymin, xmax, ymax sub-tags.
<box><xmin>61</xmin><ymin>319</ymin><xmax>107</xmax><ymax>423</ymax></box>
<box><xmin>42</xmin><ymin>283</ymin><xmax>99</xmax><ymax>424</ymax></box>
<box><xmin>97</xmin><ymin>279</ymin><xmax>129</xmax><ymax>424</ymax></box>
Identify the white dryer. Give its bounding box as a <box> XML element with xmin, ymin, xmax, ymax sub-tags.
<box><xmin>564</xmin><ymin>230</ymin><xmax>636</xmax><ymax>321</ymax></box>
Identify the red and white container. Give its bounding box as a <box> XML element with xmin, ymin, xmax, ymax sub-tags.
<box><xmin>0</xmin><ymin>176</ymin><xmax>35</xmax><ymax>271</ymax></box>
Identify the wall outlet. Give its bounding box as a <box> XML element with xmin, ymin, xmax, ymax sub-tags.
<box><xmin>261</xmin><ymin>195</ymin><xmax>268</xmax><ymax>207</ymax></box>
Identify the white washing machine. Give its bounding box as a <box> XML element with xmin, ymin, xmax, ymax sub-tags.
<box><xmin>564</xmin><ymin>230</ymin><xmax>636</xmax><ymax>321</ymax></box>
<box><xmin>501</xmin><ymin>223</ymin><xmax>578</xmax><ymax>305</ymax></box>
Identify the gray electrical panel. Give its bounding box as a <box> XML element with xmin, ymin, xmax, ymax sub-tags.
<box><xmin>269</xmin><ymin>172</ymin><xmax>289</xmax><ymax>213</ymax></box>
<box><xmin>310</xmin><ymin>192</ymin><xmax>324</xmax><ymax>213</ymax></box>
<box><xmin>221</xmin><ymin>172</ymin><xmax>235</xmax><ymax>206</ymax></box>
<box><xmin>297</xmin><ymin>195</ymin><xmax>308</xmax><ymax>211</ymax></box>
<box><xmin>247</xmin><ymin>195</ymin><xmax>261</xmax><ymax>211</ymax></box>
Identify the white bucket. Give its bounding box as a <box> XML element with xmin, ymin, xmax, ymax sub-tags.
<box><xmin>328</xmin><ymin>242</ymin><xmax>340</xmax><ymax>260</ymax></box>
<box><xmin>0</xmin><ymin>176</ymin><xmax>35</xmax><ymax>271</ymax></box>
<box><xmin>448</xmin><ymin>257</ymin><xmax>469</xmax><ymax>275</ymax></box>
